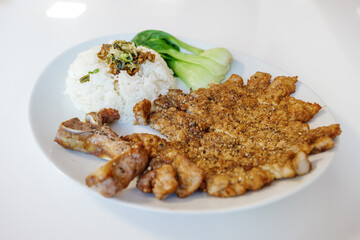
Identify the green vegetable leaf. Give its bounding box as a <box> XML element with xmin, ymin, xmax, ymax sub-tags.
<box><xmin>132</xmin><ymin>30</ymin><xmax>232</xmax><ymax>89</ymax></box>
<box><xmin>166</xmin><ymin>59</ymin><xmax>220</xmax><ymax>90</ymax></box>
<box><xmin>199</xmin><ymin>48</ymin><xmax>232</xmax><ymax>68</ymax></box>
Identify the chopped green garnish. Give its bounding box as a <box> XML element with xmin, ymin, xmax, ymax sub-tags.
<box><xmin>88</xmin><ymin>69</ymin><xmax>99</xmax><ymax>74</ymax></box>
<box><xmin>97</xmin><ymin>40</ymin><xmax>155</xmax><ymax>76</ymax></box>
<box><xmin>79</xmin><ymin>69</ymin><xmax>99</xmax><ymax>83</ymax></box>
<box><xmin>79</xmin><ymin>74</ymin><xmax>90</xmax><ymax>83</ymax></box>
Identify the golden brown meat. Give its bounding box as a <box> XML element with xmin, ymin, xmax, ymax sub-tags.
<box><xmin>55</xmin><ymin>109</ymin><xmax>151</xmax><ymax>197</ymax></box>
<box><xmin>86</xmin><ymin>142</ymin><xmax>149</xmax><ymax>197</ymax></box>
<box><xmin>136</xmin><ymin>164</ymin><xmax>179</xmax><ymax>200</ymax></box>
<box><xmin>55</xmin><ymin>72</ymin><xmax>341</xmax><ymax>200</ymax></box>
<box><xmin>84</xmin><ymin>108</ymin><xmax>120</xmax><ymax>126</ymax></box>
<box><xmin>55</xmin><ymin>117</ymin><xmax>131</xmax><ymax>160</ymax></box>
<box><xmin>133</xmin><ymin>99</ymin><xmax>151</xmax><ymax>125</ymax></box>
<box><xmin>124</xmin><ymin>133</ymin><xmax>205</xmax><ymax>199</ymax></box>
<box><xmin>171</xmin><ymin>151</ymin><xmax>205</xmax><ymax>198</ymax></box>
<box><xmin>55</xmin><ymin>112</ymin><xmax>204</xmax><ymax>200</ymax></box>
<box><xmin>134</xmin><ymin>72</ymin><xmax>341</xmax><ymax>198</ymax></box>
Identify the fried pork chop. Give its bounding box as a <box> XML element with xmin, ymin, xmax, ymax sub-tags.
<box><xmin>55</xmin><ymin>72</ymin><xmax>341</xmax><ymax>199</ymax></box>
<box><xmin>122</xmin><ymin>133</ymin><xmax>204</xmax><ymax>199</ymax></box>
<box><xmin>55</xmin><ymin>108</ymin><xmax>150</xmax><ymax>197</ymax></box>
<box><xmin>54</xmin><ymin>108</ymin><xmax>130</xmax><ymax>160</ymax></box>
<box><xmin>55</xmin><ymin>109</ymin><xmax>204</xmax><ymax>199</ymax></box>
<box><xmin>134</xmin><ymin>72</ymin><xmax>341</xmax><ymax>197</ymax></box>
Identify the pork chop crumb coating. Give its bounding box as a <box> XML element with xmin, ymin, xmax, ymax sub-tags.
<box><xmin>123</xmin><ymin>133</ymin><xmax>204</xmax><ymax>199</ymax></box>
<box><xmin>136</xmin><ymin>72</ymin><xmax>341</xmax><ymax>197</ymax></box>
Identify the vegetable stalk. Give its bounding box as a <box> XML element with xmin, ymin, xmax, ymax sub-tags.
<box><xmin>132</xmin><ymin>30</ymin><xmax>232</xmax><ymax>89</ymax></box>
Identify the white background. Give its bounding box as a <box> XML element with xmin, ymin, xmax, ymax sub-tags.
<box><xmin>1</xmin><ymin>0</ymin><xmax>359</xmax><ymax>239</ymax></box>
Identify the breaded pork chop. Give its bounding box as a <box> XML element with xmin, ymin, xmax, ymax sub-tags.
<box><xmin>134</xmin><ymin>72</ymin><xmax>341</xmax><ymax>197</ymax></box>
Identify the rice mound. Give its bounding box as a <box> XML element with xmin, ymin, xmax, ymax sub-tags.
<box><xmin>66</xmin><ymin>45</ymin><xmax>175</xmax><ymax>123</ymax></box>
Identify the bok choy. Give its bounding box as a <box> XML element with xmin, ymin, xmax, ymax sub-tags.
<box><xmin>132</xmin><ymin>30</ymin><xmax>232</xmax><ymax>89</ymax></box>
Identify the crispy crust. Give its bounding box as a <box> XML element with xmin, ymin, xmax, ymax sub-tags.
<box><xmin>55</xmin><ymin>72</ymin><xmax>341</xmax><ymax>199</ymax></box>
<box><xmin>137</xmin><ymin>72</ymin><xmax>341</xmax><ymax>197</ymax></box>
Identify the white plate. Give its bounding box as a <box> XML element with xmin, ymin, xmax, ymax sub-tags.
<box><xmin>29</xmin><ymin>33</ymin><xmax>339</xmax><ymax>214</ymax></box>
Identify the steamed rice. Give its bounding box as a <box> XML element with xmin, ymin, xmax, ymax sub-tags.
<box><xmin>66</xmin><ymin>44</ymin><xmax>175</xmax><ymax>123</ymax></box>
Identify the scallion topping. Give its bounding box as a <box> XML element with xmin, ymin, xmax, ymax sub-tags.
<box><xmin>79</xmin><ymin>69</ymin><xmax>99</xmax><ymax>83</ymax></box>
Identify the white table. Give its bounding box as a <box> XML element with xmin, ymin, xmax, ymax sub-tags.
<box><xmin>1</xmin><ymin>0</ymin><xmax>359</xmax><ymax>239</ymax></box>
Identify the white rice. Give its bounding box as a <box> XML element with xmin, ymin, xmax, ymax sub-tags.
<box><xmin>65</xmin><ymin>45</ymin><xmax>175</xmax><ymax>123</ymax></box>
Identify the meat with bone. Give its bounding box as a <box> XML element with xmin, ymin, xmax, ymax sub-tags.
<box><xmin>54</xmin><ymin>117</ymin><xmax>131</xmax><ymax>160</ymax></box>
<box><xmin>55</xmin><ymin>72</ymin><xmax>341</xmax><ymax>200</ymax></box>
<box><xmin>55</xmin><ymin>109</ymin><xmax>204</xmax><ymax>199</ymax></box>
<box><xmin>55</xmin><ymin>109</ymin><xmax>150</xmax><ymax>197</ymax></box>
